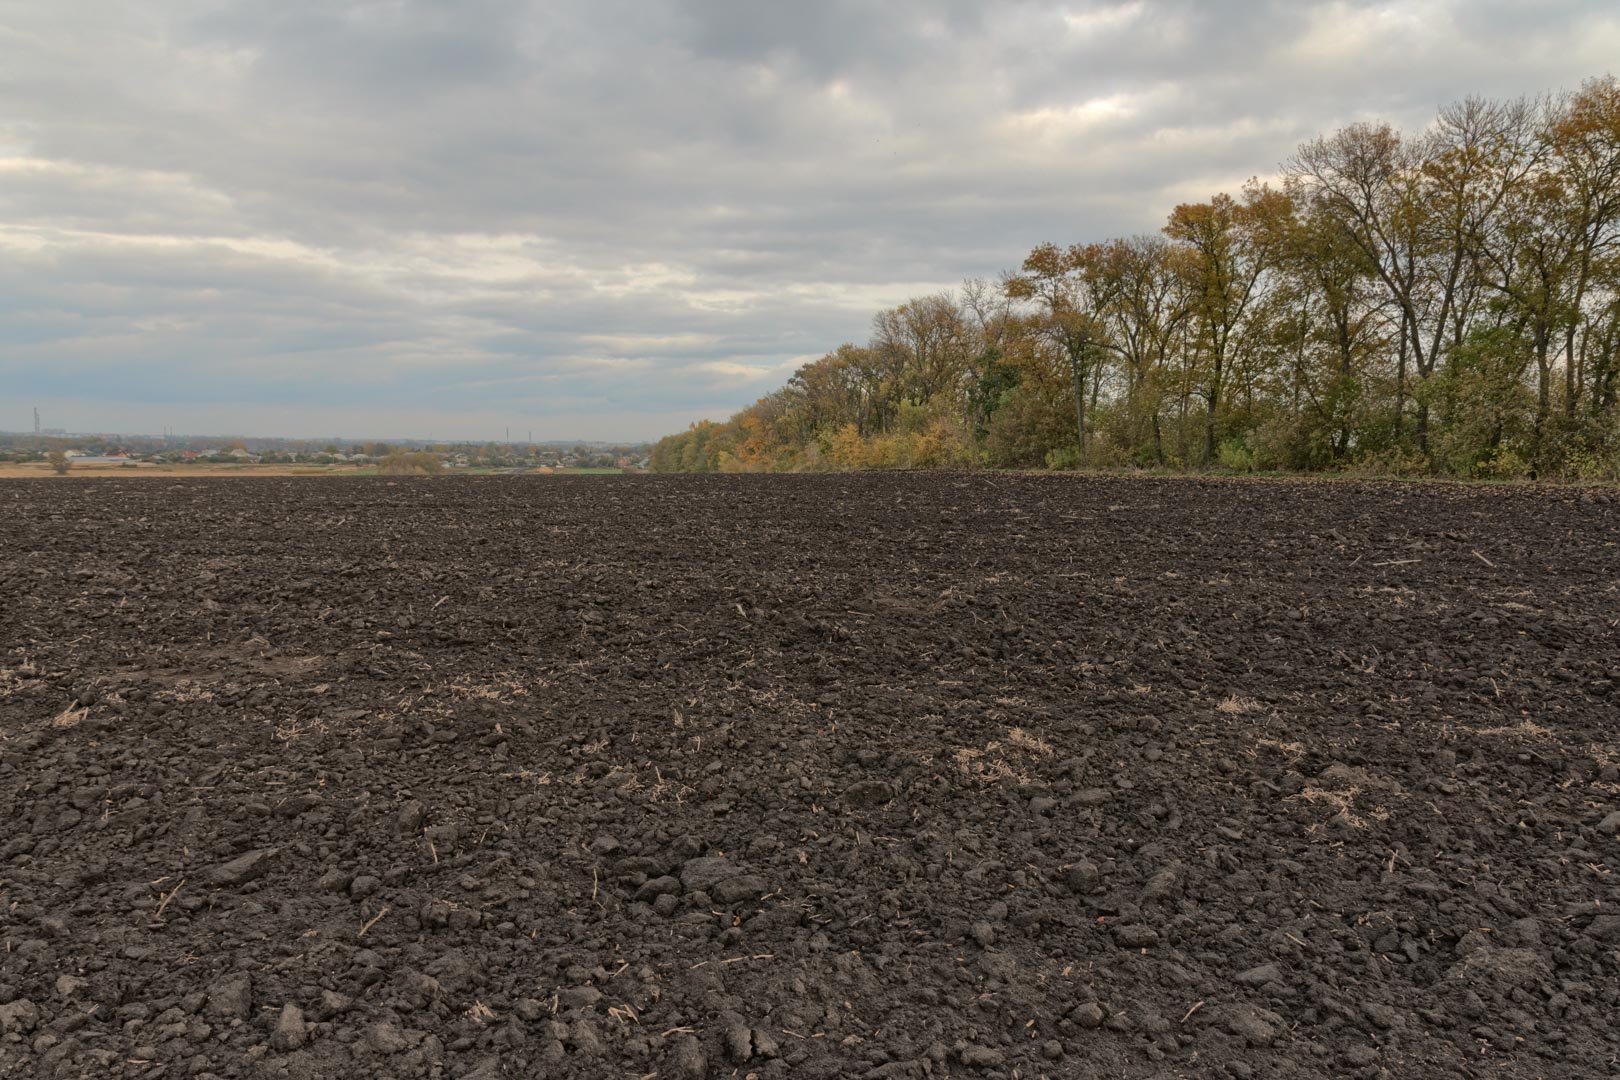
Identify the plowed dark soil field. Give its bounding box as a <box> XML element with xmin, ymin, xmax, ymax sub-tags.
<box><xmin>2</xmin><ymin>475</ymin><xmax>1619</xmax><ymax>1080</ymax></box>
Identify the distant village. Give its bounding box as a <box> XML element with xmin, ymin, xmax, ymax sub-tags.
<box><xmin>0</xmin><ymin>431</ymin><xmax>652</xmax><ymax>472</ymax></box>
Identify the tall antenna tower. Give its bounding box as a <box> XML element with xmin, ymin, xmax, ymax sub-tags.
<box><xmin>34</xmin><ymin>406</ymin><xmax>40</xmax><ymax>434</ymax></box>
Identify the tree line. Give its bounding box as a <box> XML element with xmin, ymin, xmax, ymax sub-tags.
<box><xmin>653</xmin><ymin>78</ymin><xmax>1620</xmax><ymax>480</ymax></box>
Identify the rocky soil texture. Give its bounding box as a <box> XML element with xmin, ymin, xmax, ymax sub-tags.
<box><xmin>2</xmin><ymin>474</ymin><xmax>1618</xmax><ymax>1080</ymax></box>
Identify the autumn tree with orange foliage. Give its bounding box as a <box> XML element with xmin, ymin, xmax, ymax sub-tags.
<box><xmin>655</xmin><ymin>78</ymin><xmax>1620</xmax><ymax>480</ymax></box>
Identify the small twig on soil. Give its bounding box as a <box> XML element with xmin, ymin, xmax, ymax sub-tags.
<box><xmin>661</xmin><ymin>1026</ymin><xmax>693</xmax><ymax>1038</ymax></box>
<box><xmin>428</xmin><ymin>839</ymin><xmax>438</xmax><ymax>864</ymax></box>
<box><xmin>357</xmin><ymin>906</ymin><xmax>390</xmax><ymax>939</ymax></box>
<box><xmin>1472</xmin><ymin>549</ymin><xmax>1496</xmax><ymax>568</ymax></box>
<box><xmin>1182</xmin><ymin>1000</ymin><xmax>1204</xmax><ymax>1024</ymax></box>
<box><xmin>152</xmin><ymin>879</ymin><xmax>185</xmax><ymax>922</ymax></box>
<box><xmin>1372</xmin><ymin>559</ymin><xmax>1421</xmax><ymax>567</ymax></box>
<box><xmin>1284</xmin><ymin>932</ymin><xmax>1309</xmax><ymax>949</ymax></box>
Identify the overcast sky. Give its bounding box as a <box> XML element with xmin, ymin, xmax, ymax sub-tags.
<box><xmin>2</xmin><ymin>1</ymin><xmax>1616</xmax><ymax>441</ymax></box>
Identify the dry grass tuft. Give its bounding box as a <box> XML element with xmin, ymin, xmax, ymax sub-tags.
<box><xmin>0</xmin><ymin>660</ymin><xmax>42</xmax><ymax>699</ymax></box>
<box><xmin>953</xmin><ymin>746</ymin><xmax>1023</xmax><ymax>785</ymax></box>
<box><xmin>1253</xmin><ymin>737</ymin><xmax>1305</xmax><ymax>760</ymax></box>
<box><xmin>163</xmin><ymin>680</ymin><xmax>216</xmax><ymax>704</ymax></box>
<box><xmin>1289</xmin><ymin>784</ymin><xmax>1391</xmax><ymax>830</ymax></box>
<box><xmin>272</xmin><ymin>715</ymin><xmax>328</xmax><ymax>742</ymax></box>
<box><xmin>447</xmin><ymin>675</ymin><xmax>532</xmax><ymax>703</ymax></box>
<box><xmin>1216</xmin><ymin>694</ymin><xmax>1264</xmax><ymax>716</ymax></box>
<box><xmin>1587</xmin><ymin>742</ymin><xmax>1620</xmax><ymax>794</ymax></box>
<box><xmin>52</xmin><ymin>704</ymin><xmax>89</xmax><ymax>728</ymax></box>
<box><xmin>643</xmin><ymin>767</ymin><xmax>692</xmax><ymax>804</ymax></box>
<box><xmin>1006</xmin><ymin>726</ymin><xmax>1054</xmax><ymax>756</ymax></box>
<box><xmin>955</xmin><ymin>727</ymin><xmax>1054</xmax><ymax>785</ymax></box>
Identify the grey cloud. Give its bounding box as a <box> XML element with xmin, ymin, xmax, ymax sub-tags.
<box><xmin>2</xmin><ymin>0</ymin><xmax>1616</xmax><ymax>439</ymax></box>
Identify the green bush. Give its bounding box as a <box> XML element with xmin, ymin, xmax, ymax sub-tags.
<box><xmin>1044</xmin><ymin>446</ymin><xmax>1080</xmax><ymax>470</ymax></box>
<box><xmin>981</xmin><ymin>385</ymin><xmax>1074</xmax><ymax>469</ymax></box>
<box><xmin>1563</xmin><ymin>447</ymin><xmax>1620</xmax><ymax>482</ymax></box>
<box><xmin>1474</xmin><ymin>446</ymin><xmax>1531</xmax><ymax>480</ymax></box>
<box><xmin>1216</xmin><ymin>437</ymin><xmax>1253</xmax><ymax>472</ymax></box>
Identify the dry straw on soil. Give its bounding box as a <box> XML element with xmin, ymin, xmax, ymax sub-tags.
<box><xmin>50</xmin><ymin>704</ymin><xmax>88</xmax><ymax>728</ymax></box>
<box><xmin>954</xmin><ymin>726</ymin><xmax>1055</xmax><ymax>785</ymax></box>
